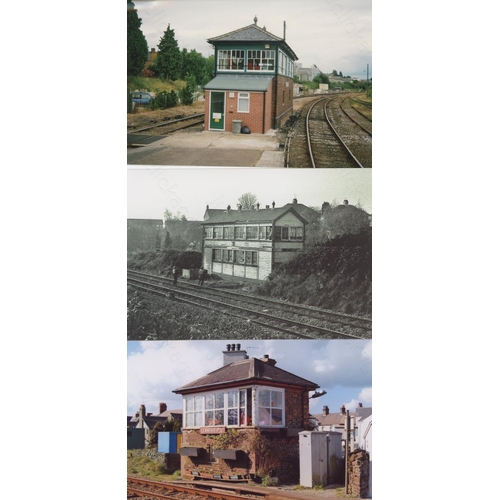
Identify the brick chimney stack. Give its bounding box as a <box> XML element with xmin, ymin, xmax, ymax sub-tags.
<box><xmin>223</xmin><ymin>343</ymin><xmax>248</xmax><ymax>366</ymax></box>
<box><xmin>260</xmin><ymin>354</ymin><xmax>277</xmax><ymax>366</ymax></box>
<box><xmin>159</xmin><ymin>402</ymin><xmax>167</xmax><ymax>414</ymax></box>
<box><xmin>341</xmin><ymin>404</ymin><xmax>346</xmax><ymax>415</ymax></box>
<box><xmin>323</xmin><ymin>405</ymin><xmax>329</xmax><ymax>416</ymax></box>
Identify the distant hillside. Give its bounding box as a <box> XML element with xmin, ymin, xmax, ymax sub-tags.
<box><xmin>255</xmin><ymin>228</ymin><xmax>371</xmax><ymax>316</ymax></box>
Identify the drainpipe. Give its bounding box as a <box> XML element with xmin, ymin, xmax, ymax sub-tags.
<box><xmin>345</xmin><ymin>409</ymin><xmax>350</xmax><ymax>494</ymax></box>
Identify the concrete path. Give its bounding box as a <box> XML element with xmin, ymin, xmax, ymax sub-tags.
<box><xmin>127</xmin><ymin>130</ymin><xmax>284</xmax><ymax>167</ymax></box>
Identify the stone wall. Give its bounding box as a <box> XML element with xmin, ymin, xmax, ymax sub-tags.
<box><xmin>347</xmin><ymin>449</ymin><xmax>370</xmax><ymax>498</ymax></box>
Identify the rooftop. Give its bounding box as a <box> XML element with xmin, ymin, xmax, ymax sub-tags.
<box><xmin>173</xmin><ymin>356</ymin><xmax>319</xmax><ymax>394</ymax></box>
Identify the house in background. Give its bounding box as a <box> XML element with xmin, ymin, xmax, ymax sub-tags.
<box><xmin>172</xmin><ymin>344</ymin><xmax>319</xmax><ymax>483</ymax></box>
<box><xmin>128</xmin><ymin>402</ymin><xmax>183</xmax><ymax>447</ymax></box>
<box><xmin>201</xmin><ymin>198</ymin><xmax>309</xmax><ymax>281</ymax></box>
<box><xmin>204</xmin><ymin>17</ymin><xmax>298</xmax><ymax>133</ymax></box>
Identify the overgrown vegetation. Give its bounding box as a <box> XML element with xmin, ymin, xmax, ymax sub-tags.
<box><xmin>127</xmin><ymin>449</ymin><xmax>180</xmax><ymax>478</ymax></box>
<box><xmin>255</xmin><ymin>229</ymin><xmax>372</xmax><ymax>316</ymax></box>
<box><xmin>127</xmin><ymin>249</ymin><xmax>202</xmax><ymax>274</ymax></box>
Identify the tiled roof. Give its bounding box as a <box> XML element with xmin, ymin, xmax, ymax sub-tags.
<box><xmin>201</xmin><ymin>206</ymin><xmax>307</xmax><ymax>225</ymax></box>
<box><xmin>204</xmin><ymin>74</ymin><xmax>273</xmax><ymax>92</ymax></box>
<box><xmin>282</xmin><ymin>203</ymin><xmax>321</xmax><ymax>223</ymax></box>
<box><xmin>312</xmin><ymin>412</ymin><xmax>346</xmax><ymax>427</ymax></box>
<box><xmin>356</xmin><ymin>407</ymin><xmax>372</xmax><ymax>421</ymax></box>
<box><xmin>208</xmin><ymin>24</ymin><xmax>284</xmax><ymax>43</ymax></box>
<box><xmin>207</xmin><ymin>24</ymin><xmax>298</xmax><ymax>61</ymax></box>
<box><xmin>173</xmin><ymin>357</ymin><xmax>319</xmax><ymax>393</ymax></box>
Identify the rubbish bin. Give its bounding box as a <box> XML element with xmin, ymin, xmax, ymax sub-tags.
<box><xmin>232</xmin><ymin>120</ymin><xmax>242</xmax><ymax>133</ymax></box>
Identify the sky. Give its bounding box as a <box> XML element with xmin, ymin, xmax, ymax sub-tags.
<box><xmin>127</xmin><ymin>339</ymin><xmax>372</xmax><ymax>418</ymax></box>
<box><xmin>132</xmin><ymin>0</ymin><xmax>372</xmax><ymax>79</ymax></box>
<box><xmin>128</xmin><ymin>167</ymin><xmax>372</xmax><ymax>220</ymax></box>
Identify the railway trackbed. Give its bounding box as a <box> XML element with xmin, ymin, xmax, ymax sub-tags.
<box><xmin>127</xmin><ymin>269</ymin><xmax>371</xmax><ymax>340</ymax></box>
<box><xmin>127</xmin><ymin>477</ymin><xmax>334</xmax><ymax>500</ymax></box>
<box><xmin>127</xmin><ymin>113</ymin><xmax>205</xmax><ymax>146</ymax></box>
<box><xmin>285</xmin><ymin>93</ymin><xmax>371</xmax><ymax>168</ymax></box>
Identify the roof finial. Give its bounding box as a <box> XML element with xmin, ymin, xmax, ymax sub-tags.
<box><xmin>254</xmin><ymin>15</ymin><xmax>258</xmax><ymax>25</ymax></box>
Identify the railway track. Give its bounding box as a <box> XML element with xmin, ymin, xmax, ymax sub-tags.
<box><xmin>127</xmin><ymin>477</ymin><xmax>330</xmax><ymax>500</ymax></box>
<box><xmin>286</xmin><ymin>94</ymin><xmax>371</xmax><ymax>168</ymax></box>
<box><xmin>127</xmin><ymin>269</ymin><xmax>371</xmax><ymax>340</ymax></box>
<box><xmin>127</xmin><ymin>477</ymin><xmax>262</xmax><ymax>500</ymax></box>
<box><xmin>127</xmin><ymin>114</ymin><xmax>205</xmax><ymax>146</ymax></box>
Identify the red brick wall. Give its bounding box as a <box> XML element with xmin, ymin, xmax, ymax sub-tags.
<box><xmin>204</xmin><ymin>79</ymin><xmax>275</xmax><ymax>134</ymax></box>
<box><xmin>273</xmin><ymin>75</ymin><xmax>294</xmax><ymax>128</ymax></box>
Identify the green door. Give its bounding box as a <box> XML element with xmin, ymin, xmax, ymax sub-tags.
<box><xmin>209</xmin><ymin>91</ymin><xmax>225</xmax><ymax>130</ymax></box>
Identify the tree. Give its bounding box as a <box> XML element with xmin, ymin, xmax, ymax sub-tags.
<box><xmin>238</xmin><ymin>192</ymin><xmax>258</xmax><ymax>210</ymax></box>
<box><xmin>181</xmin><ymin>49</ymin><xmax>206</xmax><ymax>85</ymax></box>
<box><xmin>332</xmin><ymin>70</ymin><xmax>338</xmax><ymax>76</ymax></box>
<box><xmin>156</xmin><ymin>24</ymin><xmax>182</xmax><ymax>81</ymax></box>
<box><xmin>321</xmin><ymin>202</ymin><xmax>371</xmax><ymax>238</ymax></box>
<box><xmin>313</xmin><ymin>72</ymin><xmax>330</xmax><ymax>85</ymax></box>
<box><xmin>180</xmin><ymin>74</ymin><xmax>196</xmax><ymax>105</ymax></box>
<box><xmin>127</xmin><ymin>1</ymin><xmax>148</xmax><ymax>76</ymax></box>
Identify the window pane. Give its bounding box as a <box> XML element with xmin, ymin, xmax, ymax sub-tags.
<box><xmin>258</xmin><ymin>389</ymin><xmax>270</xmax><ymax>406</ymax></box>
<box><xmin>205</xmin><ymin>394</ymin><xmax>214</xmax><ymax>409</ymax></box>
<box><xmin>205</xmin><ymin>410</ymin><xmax>215</xmax><ymax>426</ymax></box>
<box><xmin>194</xmin><ymin>412</ymin><xmax>203</xmax><ymax>427</ymax></box>
<box><xmin>271</xmin><ymin>391</ymin><xmax>283</xmax><ymax>407</ymax></box>
<box><xmin>186</xmin><ymin>413</ymin><xmax>194</xmax><ymax>427</ymax></box>
<box><xmin>186</xmin><ymin>396</ymin><xmax>194</xmax><ymax>412</ymax></box>
<box><xmin>228</xmin><ymin>408</ymin><xmax>239</xmax><ymax>425</ymax></box>
<box><xmin>215</xmin><ymin>392</ymin><xmax>224</xmax><ymax>409</ymax></box>
<box><xmin>194</xmin><ymin>395</ymin><xmax>203</xmax><ymax>411</ymax></box>
<box><xmin>214</xmin><ymin>410</ymin><xmax>224</xmax><ymax>425</ymax></box>
<box><xmin>258</xmin><ymin>407</ymin><xmax>271</xmax><ymax>425</ymax></box>
<box><xmin>239</xmin><ymin>390</ymin><xmax>246</xmax><ymax>407</ymax></box>
<box><xmin>271</xmin><ymin>409</ymin><xmax>283</xmax><ymax>425</ymax></box>
<box><xmin>228</xmin><ymin>390</ymin><xmax>238</xmax><ymax>407</ymax></box>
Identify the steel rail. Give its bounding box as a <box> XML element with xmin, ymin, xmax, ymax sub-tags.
<box><xmin>127</xmin><ymin>275</ymin><xmax>366</xmax><ymax>339</ymax></box>
<box><xmin>127</xmin><ymin>269</ymin><xmax>372</xmax><ymax>328</ymax></box>
<box><xmin>129</xmin><ymin>113</ymin><xmax>205</xmax><ymax>133</ymax></box>
<box><xmin>305</xmin><ymin>97</ymin><xmax>328</xmax><ymax>168</ymax></box>
<box><xmin>322</xmin><ymin>99</ymin><xmax>365</xmax><ymax>168</ymax></box>
<box><xmin>338</xmin><ymin>98</ymin><xmax>372</xmax><ymax>136</ymax></box>
<box><xmin>128</xmin><ymin>279</ymin><xmax>314</xmax><ymax>338</ymax></box>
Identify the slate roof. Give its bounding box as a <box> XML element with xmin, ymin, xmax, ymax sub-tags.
<box><xmin>204</xmin><ymin>74</ymin><xmax>274</xmax><ymax>92</ymax></box>
<box><xmin>207</xmin><ymin>24</ymin><xmax>299</xmax><ymax>60</ymax></box>
<box><xmin>313</xmin><ymin>412</ymin><xmax>346</xmax><ymax>427</ymax></box>
<box><xmin>201</xmin><ymin>206</ymin><xmax>307</xmax><ymax>225</ymax></box>
<box><xmin>173</xmin><ymin>357</ymin><xmax>319</xmax><ymax>393</ymax></box>
<box><xmin>281</xmin><ymin>203</ymin><xmax>321</xmax><ymax>223</ymax></box>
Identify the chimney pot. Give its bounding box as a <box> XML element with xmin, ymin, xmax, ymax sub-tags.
<box><xmin>323</xmin><ymin>405</ymin><xmax>329</xmax><ymax>416</ymax></box>
<box><xmin>272</xmin><ymin>201</ymin><xmax>275</xmax><ymax>209</ymax></box>
<box><xmin>341</xmin><ymin>404</ymin><xmax>346</xmax><ymax>415</ymax></box>
<box><xmin>343</xmin><ymin>199</ymin><xmax>349</xmax><ymax>205</ymax></box>
<box><xmin>266</xmin><ymin>205</ymin><xmax>270</xmax><ymax>209</ymax></box>
<box><xmin>231</xmin><ymin>343</ymin><xmax>236</xmax><ymax>351</ymax></box>
<box><xmin>293</xmin><ymin>197</ymin><xmax>297</xmax><ymax>204</ymax></box>
<box><xmin>236</xmin><ymin>343</ymin><xmax>241</xmax><ymax>350</ymax></box>
<box><xmin>358</xmin><ymin>402</ymin><xmax>363</xmax><ymax>407</ymax></box>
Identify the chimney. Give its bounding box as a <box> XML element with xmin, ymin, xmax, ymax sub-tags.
<box><xmin>341</xmin><ymin>404</ymin><xmax>346</xmax><ymax>415</ymax></box>
<box><xmin>223</xmin><ymin>344</ymin><xmax>248</xmax><ymax>366</ymax></box>
<box><xmin>227</xmin><ymin>205</ymin><xmax>231</xmax><ymax>212</ymax></box>
<box><xmin>272</xmin><ymin>201</ymin><xmax>275</xmax><ymax>209</ymax></box>
<box><xmin>257</xmin><ymin>203</ymin><xmax>260</xmax><ymax>210</ymax></box>
<box><xmin>260</xmin><ymin>354</ymin><xmax>277</xmax><ymax>366</ymax></box>
<box><xmin>254</xmin><ymin>15</ymin><xmax>258</xmax><ymax>25</ymax></box>
<box><xmin>238</xmin><ymin>204</ymin><xmax>242</xmax><ymax>211</ymax></box>
<box><xmin>159</xmin><ymin>402</ymin><xmax>167</xmax><ymax>414</ymax></box>
<box><xmin>266</xmin><ymin>205</ymin><xmax>270</xmax><ymax>209</ymax></box>
<box><xmin>343</xmin><ymin>199</ymin><xmax>349</xmax><ymax>205</ymax></box>
<box><xmin>293</xmin><ymin>197</ymin><xmax>298</xmax><ymax>204</ymax></box>
<box><xmin>323</xmin><ymin>405</ymin><xmax>329</xmax><ymax>416</ymax></box>
<box><xmin>358</xmin><ymin>402</ymin><xmax>363</xmax><ymax>408</ymax></box>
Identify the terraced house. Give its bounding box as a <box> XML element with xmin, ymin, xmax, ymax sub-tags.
<box><xmin>204</xmin><ymin>17</ymin><xmax>298</xmax><ymax>133</ymax></box>
<box><xmin>201</xmin><ymin>198</ymin><xmax>310</xmax><ymax>281</ymax></box>
<box><xmin>172</xmin><ymin>345</ymin><xmax>319</xmax><ymax>483</ymax></box>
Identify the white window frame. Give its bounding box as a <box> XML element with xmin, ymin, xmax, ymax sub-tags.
<box><xmin>217</xmin><ymin>49</ymin><xmax>245</xmax><ymax>72</ymax></box>
<box><xmin>237</xmin><ymin>92</ymin><xmax>250</xmax><ymax>113</ymax></box>
<box><xmin>256</xmin><ymin>386</ymin><xmax>285</xmax><ymax>428</ymax></box>
<box><xmin>183</xmin><ymin>388</ymin><xmax>252</xmax><ymax>429</ymax></box>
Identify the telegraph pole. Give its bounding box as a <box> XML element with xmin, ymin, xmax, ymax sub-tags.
<box><xmin>345</xmin><ymin>409</ymin><xmax>350</xmax><ymax>494</ymax></box>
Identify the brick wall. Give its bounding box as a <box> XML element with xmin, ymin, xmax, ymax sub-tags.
<box><xmin>180</xmin><ymin>427</ymin><xmax>303</xmax><ymax>483</ymax></box>
<box><xmin>273</xmin><ymin>75</ymin><xmax>294</xmax><ymax>129</ymax></box>
<box><xmin>347</xmin><ymin>449</ymin><xmax>370</xmax><ymax>498</ymax></box>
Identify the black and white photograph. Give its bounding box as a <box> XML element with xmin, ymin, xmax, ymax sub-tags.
<box><xmin>127</xmin><ymin>167</ymin><xmax>371</xmax><ymax>340</ymax></box>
